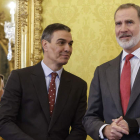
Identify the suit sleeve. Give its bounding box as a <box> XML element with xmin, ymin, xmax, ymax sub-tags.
<box><xmin>124</xmin><ymin>117</ymin><xmax>139</xmax><ymax>134</ymax></box>
<box><xmin>65</xmin><ymin>80</ymin><xmax>87</xmax><ymax>140</ymax></box>
<box><xmin>82</xmin><ymin>67</ymin><xmax>105</xmax><ymax>140</ymax></box>
<box><xmin>0</xmin><ymin>70</ymin><xmax>35</xmax><ymax>140</ymax></box>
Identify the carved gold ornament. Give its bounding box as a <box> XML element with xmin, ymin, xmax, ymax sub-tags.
<box><xmin>15</xmin><ymin>0</ymin><xmax>42</xmax><ymax>69</ymax></box>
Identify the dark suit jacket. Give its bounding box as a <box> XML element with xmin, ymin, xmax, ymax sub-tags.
<box><xmin>0</xmin><ymin>62</ymin><xmax>87</xmax><ymax>140</ymax></box>
<box><xmin>83</xmin><ymin>52</ymin><xmax>140</xmax><ymax>140</ymax></box>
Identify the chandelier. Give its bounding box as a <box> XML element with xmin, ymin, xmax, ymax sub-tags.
<box><xmin>4</xmin><ymin>2</ymin><xmax>16</xmax><ymax>61</ymax></box>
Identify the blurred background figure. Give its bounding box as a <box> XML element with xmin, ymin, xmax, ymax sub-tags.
<box><xmin>0</xmin><ymin>74</ymin><xmax>4</xmax><ymax>101</ymax></box>
<box><xmin>0</xmin><ymin>74</ymin><xmax>4</xmax><ymax>140</ymax></box>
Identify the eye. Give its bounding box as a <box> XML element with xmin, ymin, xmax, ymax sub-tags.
<box><xmin>69</xmin><ymin>42</ymin><xmax>73</xmax><ymax>47</ymax></box>
<box><xmin>115</xmin><ymin>22</ymin><xmax>121</xmax><ymax>26</ymax></box>
<box><xmin>58</xmin><ymin>41</ymin><xmax>65</xmax><ymax>45</ymax></box>
<box><xmin>127</xmin><ymin>21</ymin><xmax>133</xmax><ymax>24</ymax></box>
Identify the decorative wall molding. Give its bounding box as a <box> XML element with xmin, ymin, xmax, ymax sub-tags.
<box><xmin>15</xmin><ymin>0</ymin><xmax>21</xmax><ymax>69</ymax></box>
<box><xmin>15</xmin><ymin>0</ymin><xmax>42</xmax><ymax>69</ymax></box>
<box><xmin>20</xmin><ymin>0</ymin><xmax>28</xmax><ymax>28</ymax></box>
<box><xmin>31</xmin><ymin>0</ymin><xmax>42</xmax><ymax>65</ymax></box>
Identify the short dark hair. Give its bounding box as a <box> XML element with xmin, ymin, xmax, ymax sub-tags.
<box><xmin>114</xmin><ymin>3</ymin><xmax>140</xmax><ymax>20</ymax></box>
<box><xmin>41</xmin><ymin>23</ymin><xmax>71</xmax><ymax>53</ymax></box>
<box><xmin>41</xmin><ymin>23</ymin><xmax>71</xmax><ymax>42</ymax></box>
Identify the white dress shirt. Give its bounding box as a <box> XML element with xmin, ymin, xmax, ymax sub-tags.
<box><xmin>99</xmin><ymin>48</ymin><xmax>140</xmax><ymax>139</ymax></box>
<box><xmin>41</xmin><ymin>60</ymin><xmax>63</xmax><ymax>102</ymax></box>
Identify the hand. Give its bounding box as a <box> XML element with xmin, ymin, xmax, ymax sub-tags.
<box><xmin>103</xmin><ymin>117</ymin><xmax>129</xmax><ymax>140</ymax></box>
<box><xmin>113</xmin><ymin>116</ymin><xmax>129</xmax><ymax>132</ymax></box>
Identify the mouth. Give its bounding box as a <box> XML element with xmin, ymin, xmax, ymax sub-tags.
<box><xmin>119</xmin><ymin>34</ymin><xmax>132</xmax><ymax>39</ymax></box>
<box><xmin>60</xmin><ymin>54</ymin><xmax>70</xmax><ymax>58</ymax></box>
<box><xmin>62</xmin><ymin>55</ymin><xmax>70</xmax><ymax>57</ymax></box>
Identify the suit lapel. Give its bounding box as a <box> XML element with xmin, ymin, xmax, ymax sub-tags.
<box><xmin>106</xmin><ymin>52</ymin><xmax>123</xmax><ymax>116</ymax></box>
<box><xmin>31</xmin><ymin>62</ymin><xmax>51</xmax><ymax>124</ymax></box>
<box><xmin>127</xmin><ymin>67</ymin><xmax>140</xmax><ymax>113</ymax></box>
<box><xmin>48</xmin><ymin>70</ymin><xmax>71</xmax><ymax>131</ymax></box>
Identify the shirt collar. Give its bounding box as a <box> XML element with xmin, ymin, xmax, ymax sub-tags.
<box><xmin>41</xmin><ymin>60</ymin><xmax>63</xmax><ymax>79</ymax></box>
<box><xmin>121</xmin><ymin>47</ymin><xmax>140</xmax><ymax>61</ymax></box>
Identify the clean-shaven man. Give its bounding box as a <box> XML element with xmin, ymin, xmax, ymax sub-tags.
<box><xmin>0</xmin><ymin>23</ymin><xmax>87</xmax><ymax>140</ymax></box>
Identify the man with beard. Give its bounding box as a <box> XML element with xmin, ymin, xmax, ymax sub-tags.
<box><xmin>83</xmin><ymin>3</ymin><xmax>140</xmax><ymax>140</ymax></box>
<box><xmin>0</xmin><ymin>23</ymin><xmax>87</xmax><ymax>140</ymax></box>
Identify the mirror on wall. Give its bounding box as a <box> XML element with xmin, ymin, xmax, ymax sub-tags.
<box><xmin>0</xmin><ymin>0</ymin><xmax>15</xmax><ymax>84</ymax></box>
<box><xmin>0</xmin><ymin>0</ymin><xmax>43</xmax><ymax>83</ymax></box>
<box><xmin>0</xmin><ymin>42</ymin><xmax>10</xmax><ymax>84</ymax></box>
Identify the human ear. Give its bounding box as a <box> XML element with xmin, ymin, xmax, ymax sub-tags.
<box><xmin>42</xmin><ymin>40</ymin><xmax>49</xmax><ymax>52</ymax></box>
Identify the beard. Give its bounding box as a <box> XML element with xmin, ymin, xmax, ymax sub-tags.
<box><xmin>116</xmin><ymin>30</ymin><xmax>140</xmax><ymax>50</ymax></box>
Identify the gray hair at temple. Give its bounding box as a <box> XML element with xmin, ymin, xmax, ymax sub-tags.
<box><xmin>41</xmin><ymin>23</ymin><xmax>71</xmax><ymax>53</ymax></box>
<box><xmin>114</xmin><ymin>3</ymin><xmax>140</xmax><ymax>20</ymax></box>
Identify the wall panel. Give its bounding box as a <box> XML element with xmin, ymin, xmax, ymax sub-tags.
<box><xmin>41</xmin><ymin>0</ymin><xmax>140</xmax><ymax>139</ymax></box>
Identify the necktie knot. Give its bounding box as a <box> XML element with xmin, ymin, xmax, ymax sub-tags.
<box><xmin>51</xmin><ymin>72</ymin><xmax>57</xmax><ymax>79</ymax></box>
<box><xmin>125</xmin><ymin>54</ymin><xmax>134</xmax><ymax>62</ymax></box>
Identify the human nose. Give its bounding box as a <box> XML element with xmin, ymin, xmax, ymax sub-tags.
<box><xmin>120</xmin><ymin>23</ymin><xmax>128</xmax><ymax>33</ymax></box>
<box><xmin>64</xmin><ymin>43</ymin><xmax>71</xmax><ymax>52</ymax></box>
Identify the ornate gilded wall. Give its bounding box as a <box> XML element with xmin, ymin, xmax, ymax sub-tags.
<box><xmin>41</xmin><ymin>0</ymin><xmax>140</xmax><ymax>140</ymax></box>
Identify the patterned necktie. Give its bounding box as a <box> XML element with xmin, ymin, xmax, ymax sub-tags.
<box><xmin>120</xmin><ymin>54</ymin><xmax>134</xmax><ymax>115</ymax></box>
<box><xmin>48</xmin><ymin>72</ymin><xmax>57</xmax><ymax>116</ymax></box>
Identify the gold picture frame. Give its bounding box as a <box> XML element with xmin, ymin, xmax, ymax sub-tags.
<box><xmin>14</xmin><ymin>0</ymin><xmax>42</xmax><ymax>69</ymax></box>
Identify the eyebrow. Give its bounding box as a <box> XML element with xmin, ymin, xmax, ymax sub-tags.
<box><xmin>56</xmin><ymin>38</ymin><xmax>73</xmax><ymax>43</ymax></box>
<box><xmin>126</xmin><ymin>19</ymin><xmax>134</xmax><ymax>22</ymax></box>
<box><xmin>115</xmin><ymin>21</ymin><xmax>120</xmax><ymax>24</ymax></box>
<box><xmin>115</xmin><ymin>19</ymin><xmax>134</xmax><ymax>23</ymax></box>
